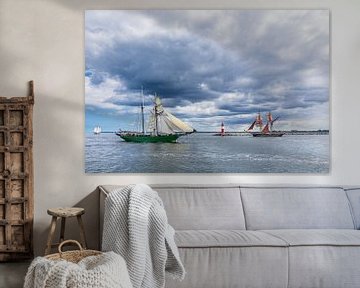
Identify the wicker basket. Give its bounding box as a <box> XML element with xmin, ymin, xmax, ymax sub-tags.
<box><xmin>45</xmin><ymin>240</ymin><xmax>102</xmax><ymax>263</ymax></box>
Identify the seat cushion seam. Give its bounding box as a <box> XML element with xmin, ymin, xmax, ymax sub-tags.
<box><xmin>261</xmin><ymin>231</ymin><xmax>290</xmax><ymax>246</ymax></box>
<box><xmin>290</xmin><ymin>243</ymin><xmax>360</xmax><ymax>247</ymax></box>
<box><xmin>260</xmin><ymin>231</ymin><xmax>360</xmax><ymax>247</ymax></box>
<box><xmin>287</xmin><ymin>246</ymin><xmax>290</xmax><ymax>288</ymax></box>
<box><xmin>177</xmin><ymin>244</ymin><xmax>288</xmax><ymax>248</ymax></box>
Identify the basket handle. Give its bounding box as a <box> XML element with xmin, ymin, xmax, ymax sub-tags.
<box><xmin>58</xmin><ymin>240</ymin><xmax>83</xmax><ymax>255</ymax></box>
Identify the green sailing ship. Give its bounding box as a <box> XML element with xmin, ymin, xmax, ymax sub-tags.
<box><xmin>116</xmin><ymin>93</ymin><xmax>195</xmax><ymax>143</ymax></box>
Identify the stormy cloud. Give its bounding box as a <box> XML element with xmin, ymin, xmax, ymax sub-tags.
<box><xmin>85</xmin><ymin>10</ymin><xmax>329</xmax><ymax>132</ymax></box>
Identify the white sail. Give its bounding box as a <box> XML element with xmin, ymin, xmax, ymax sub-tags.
<box><xmin>147</xmin><ymin>96</ymin><xmax>194</xmax><ymax>134</ymax></box>
<box><xmin>93</xmin><ymin>126</ymin><xmax>102</xmax><ymax>134</ymax></box>
<box><xmin>164</xmin><ymin>110</ymin><xmax>194</xmax><ymax>133</ymax></box>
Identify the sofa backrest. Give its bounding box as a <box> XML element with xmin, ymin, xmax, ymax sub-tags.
<box><xmin>100</xmin><ymin>185</ymin><xmax>358</xmax><ymax>232</ymax></box>
<box><xmin>154</xmin><ymin>186</ymin><xmax>246</xmax><ymax>230</ymax></box>
<box><xmin>240</xmin><ymin>187</ymin><xmax>355</xmax><ymax>230</ymax></box>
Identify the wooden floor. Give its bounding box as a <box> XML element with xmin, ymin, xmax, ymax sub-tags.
<box><xmin>0</xmin><ymin>261</ymin><xmax>30</xmax><ymax>288</ymax></box>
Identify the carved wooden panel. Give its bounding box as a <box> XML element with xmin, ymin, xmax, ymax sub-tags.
<box><xmin>0</xmin><ymin>81</ymin><xmax>34</xmax><ymax>261</ymax></box>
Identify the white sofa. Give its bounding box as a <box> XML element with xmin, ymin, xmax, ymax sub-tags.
<box><xmin>99</xmin><ymin>185</ymin><xmax>360</xmax><ymax>288</ymax></box>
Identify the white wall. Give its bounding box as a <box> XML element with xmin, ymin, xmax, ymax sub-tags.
<box><xmin>0</xmin><ymin>0</ymin><xmax>359</xmax><ymax>256</ymax></box>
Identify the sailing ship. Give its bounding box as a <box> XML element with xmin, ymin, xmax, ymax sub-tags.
<box><xmin>247</xmin><ymin>112</ymin><xmax>284</xmax><ymax>137</ymax></box>
<box><xmin>116</xmin><ymin>92</ymin><xmax>195</xmax><ymax>143</ymax></box>
<box><xmin>93</xmin><ymin>125</ymin><xmax>102</xmax><ymax>134</ymax></box>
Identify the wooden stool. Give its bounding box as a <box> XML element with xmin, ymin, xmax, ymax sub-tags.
<box><xmin>45</xmin><ymin>207</ymin><xmax>87</xmax><ymax>255</ymax></box>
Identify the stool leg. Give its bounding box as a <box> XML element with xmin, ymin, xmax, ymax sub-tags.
<box><xmin>60</xmin><ymin>217</ymin><xmax>66</xmax><ymax>243</ymax></box>
<box><xmin>77</xmin><ymin>215</ymin><xmax>87</xmax><ymax>249</ymax></box>
<box><xmin>45</xmin><ymin>216</ymin><xmax>57</xmax><ymax>255</ymax></box>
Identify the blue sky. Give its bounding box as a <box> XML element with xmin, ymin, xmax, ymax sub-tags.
<box><xmin>85</xmin><ymin>10</ymin><xmax>329</xmax><ymax>132</ymax></box>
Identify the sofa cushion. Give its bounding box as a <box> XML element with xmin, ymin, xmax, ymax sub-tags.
<box><xmin>154</xmin><ymin>186</ymin><xmax>246</xmax><ymax>230</ymax></box>
<box><xmin>261</xmin><ymin>230</ymin><xmax>360</xmax><ymax>288</ymax></box>
<box><xmin>100</xmin><ymin>185</ymin><xmax>246</xmax><ymax>230</ymax></box>
<box><xmin>165</xmin><ymin>247</ymin><xmax>288</xmax><ymax>288</ymax></box>
<box><xmin>262</xmin><ymin>229</ymin><xmax>360</xmax><ymax>246</ymax></box>
<box><xmin>241</xmin><ymin>187</ymin><xmax>355</xmax><ymax>230</ymax></box>
<box><xmin>287</xmin><ymin>246</ymin><xmax>360</xmax><ymax>288</ymax></box>
<box><xmin>175</xmin><ymin>230</ymin><xmax>287</xmax><ymax>248</ymax></box>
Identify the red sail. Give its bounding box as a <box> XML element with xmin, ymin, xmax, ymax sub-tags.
<box><xmin>262</xmin><ymin>123</ymin><xmax>270</xmax><ymax>133</ymax></box>
<box><xmin>248</xmin><ymin>120</ymin><xmax>256</xmax><ymax>131</ymax></box>
<box><xmin>267</xmin><ymin>112</ymin><xmax>273</xmax><ymax>122</ymax></box>
<box><xmin>256</xmin><ymin>113</ymin><xmax>262</xmax><ymax>126</ymax></box>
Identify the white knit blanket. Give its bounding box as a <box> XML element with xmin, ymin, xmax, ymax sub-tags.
<box><xmin>24</xmin><ymin>251</ymin><xmax>132</xmax><ymax>288</ymax></box>
<box><xmin>102</xmin><ymin>184</ymin><xmax>185</xmax><ymax>288</ymax></box>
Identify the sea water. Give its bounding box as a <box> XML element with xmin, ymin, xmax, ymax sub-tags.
<box><xmin>85</xmin><ymin>133</ymin><xmax>329</xmax><ymax>173</ymax></box>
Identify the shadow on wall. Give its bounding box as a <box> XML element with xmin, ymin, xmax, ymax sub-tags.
<box><xmin>38</xmin><ymin>188</ymin><xmax>100</xmax><ymax>256</ymax></box>
<box><xmin>0</xmin><ymin>35</ymin><xmax>32</xmax><ymax>95</ymax></box>
<box><xmin>0</xmin><ymin>0</ymin><xmax>112</xmax><ymax>257</ymax></box>
<box><xmin>32</xmin><ymin>91</ymin><xmax>89</xmax><ymax>256</ymax></box>
<box><xmin>73</xmin><ymin>187</ymin><xmax>100</xmax><ymax>249</ymax></box>
<box><xmin>51</xmin><ymin>0</ymin><xmax>170</xmax><ymax>11</ymax></box>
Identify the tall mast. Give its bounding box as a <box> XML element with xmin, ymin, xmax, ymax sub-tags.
<box><xmin>267</xmin><ymin>112</ymin><xmax>272</xmax><ymax>132</ymax></box>
<box><xmin>256</xmin><ymin>111</ymin><xmax>263</xmax><ymax>131</ymax></box>
<box><xmin>154</xmin><ymin>94</ymin><xmax>158</xmax><ymax>136</ymax></box>
<box><xmin>141</xmin><ymin>87</ymin><xmax>145</xmax><ymax>134</ymax></box>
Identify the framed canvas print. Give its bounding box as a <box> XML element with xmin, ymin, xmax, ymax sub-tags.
<box><xmin>85</xmin><ymin>10</ymin><xmax>330</xmax><ymax>173</ymax></box>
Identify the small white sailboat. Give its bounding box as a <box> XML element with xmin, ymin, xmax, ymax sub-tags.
<box><xmin>93</xmin><ymin>125</ymin><xmax>102</xmax><ymax>135</ymax></box>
